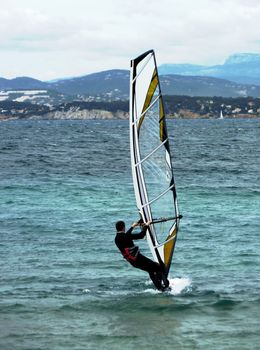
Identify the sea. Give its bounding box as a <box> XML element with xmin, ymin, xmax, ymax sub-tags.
<box><xmin>0</xmin><ymin>118</ymin><xmax>259</xmax><ymax>350</ymax></box>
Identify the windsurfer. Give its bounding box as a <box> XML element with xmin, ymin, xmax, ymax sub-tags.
<box><xmin>115</xmin><ymin>220</ymin><xmax>169</xmax><ymax>290</ymax></box>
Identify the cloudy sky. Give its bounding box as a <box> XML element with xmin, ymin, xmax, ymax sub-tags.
<box><xmin>1</xmin><ymin>0</ymin><xmax>260</xmax><ymax>80</ymax></box>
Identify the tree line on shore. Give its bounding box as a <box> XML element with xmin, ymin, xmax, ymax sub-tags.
<box><xmin>0</xmin><ymin>95</ymin><xmax>260</xmax><ymax>118</ymax></box>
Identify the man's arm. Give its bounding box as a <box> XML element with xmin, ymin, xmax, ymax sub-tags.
<box><xmin>125</xmin><ymin>221</ymin><xmax>151</xmax><ymax>240</ymax></box>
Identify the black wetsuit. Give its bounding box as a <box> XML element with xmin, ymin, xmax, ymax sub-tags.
<box><xmin>115</xmin><ymin>226</ymin><xmax>168</xmax><ymax>290</ymax></box>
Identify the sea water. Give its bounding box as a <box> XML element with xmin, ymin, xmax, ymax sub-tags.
<box><xmin>0</xmin><ymin>118</ymin><xmax>259</xmax><ymax>350</ymax></box>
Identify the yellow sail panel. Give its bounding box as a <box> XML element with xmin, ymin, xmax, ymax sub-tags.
<box><xmin>159</xmin><ymin>97</ymin><xmax>165</xmax><ymax>141</ymax></box>
<box><xmin>163</xmin><ymin>226</ymin><xmax>177</xmax><ymax>269</ymax></box>
<box><xmin>138</xmin><ymin>69</ymin><xmax>158</xmax><ymax>131</ymax></box>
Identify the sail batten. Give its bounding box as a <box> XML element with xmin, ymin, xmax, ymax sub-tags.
<box><xmin>131</xmin><ymin>94</ymin><xmax>161</xmax><ymax>126</ymax></box>
<box><xmin>129</xmin><ymin>50</ymin><xmax>181</xmax><ymax>275</ymax></box>
<box><xmin>135</xmin><ymin>139</ymin><xmax>168</xmax><ymax>166</ymax></box>
<box><xmin>131</xmin><ymin>54</ymin><xmax>153</xmax><ymax>83</ymax></box>
<box><xmin>140</xmin><ymin>184</ymin><xmax>175</xmax><ymax>208</ymax></box>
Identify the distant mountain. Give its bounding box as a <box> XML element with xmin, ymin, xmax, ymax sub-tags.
<box><xmin>159</xmin><ymin>53</ymin><xmax>260</xmax><ymax>85</ymax></box>
<box><xmin>47</xmin><ymin>70</ymin><xmax>260</xmax><ymax>98</ymax></box>
<box><xmin>50</xmin><ymin>69</ymin><xmax>129</xmax><ymax>98</ymax></box>
<box><xmin>0</xmin><ymin>77</ymin><xmax>48</xmax><ymax>90</ymax></box>
<box><xmin>160</xmin><ymin>75</ymin><xmax>260</xmax><ymax>98</ymax></box>
<box><xmin>1</xmin><ymin>54</ymin><xmax>260</xmax><ymax>99</ymax></box>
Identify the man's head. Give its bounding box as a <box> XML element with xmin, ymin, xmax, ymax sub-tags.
<box><xmin>116</xmin><ymin>220</ymin><xmax>125</xmax><ymax>232</ymax></box>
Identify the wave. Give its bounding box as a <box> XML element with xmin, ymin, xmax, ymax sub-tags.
<box><xmin>211</xmin><ymin>298</ymin><xmax>240</xmax><ymax>310</ymax></box>
<box><xmin>79</xmin><ymin>277</ymin><xmax>193</xmax><ymax>299</ymax></box>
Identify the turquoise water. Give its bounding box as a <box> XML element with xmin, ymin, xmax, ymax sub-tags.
<box><xmin>0</xmin><ymin>119</ymin><xmax>259</xmax><ymax>350</ymax></box>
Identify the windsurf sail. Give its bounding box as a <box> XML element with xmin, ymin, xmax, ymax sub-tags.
<box><xmin>129</xmin><ymin>50</ymin><xmax>182</xmax><ymax>277</ymax></box>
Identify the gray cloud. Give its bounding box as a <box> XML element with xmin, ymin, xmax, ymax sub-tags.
<box><xmin>0</xmin><ymin>0</ymin><xmax>260</xmax><ymax>79</ymax></box>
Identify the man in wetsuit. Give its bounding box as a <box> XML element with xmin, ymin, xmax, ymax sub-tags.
<box><xmin>114</xmin><ymin>220</ymin><xmax>169</xmax><ymax>290</ymax></box>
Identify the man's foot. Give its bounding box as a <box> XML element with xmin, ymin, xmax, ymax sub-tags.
<box><xmin>161</xmin><ymin>275</ymin><xmax>170</xmax><ymax>288</ymax></box>
<box><xmin>160</xmin><ymin>279</ymin><xmax>170</xmax><ymax>291</ymax></box>
<box><xmin>149</xmin><ymin>272</ymin><xmax>163</xmax><ymax>290</ymax></box>
<box><xmin>158</xmin><ymin>272</ymin><xmax>170</xmax><ymax>291</ymax></box>
<box><xmin>150</xmin><ymin>272</ymin><xmax>170</xmax><ymax>291</ymax></box>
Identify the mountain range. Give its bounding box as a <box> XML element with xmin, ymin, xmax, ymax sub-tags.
<box><xmin>159</xmin><ymin>53</ymin><xmax>260</xmax><ymax>85</ymax></box>
<box><xmin>0</xmin><ymin>53</ymin><xmax>260</xmax><ymax>100</ymax></box>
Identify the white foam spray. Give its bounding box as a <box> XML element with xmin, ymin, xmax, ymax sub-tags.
<box><xmin>168</xmin><ymin>277</ymin><xmax>192</xmax><ymax>295</ymax></box>
<box><xmin>144</xmin><ymin>277</ymin><xmax>192</xmax><ymax>295</ymax></box>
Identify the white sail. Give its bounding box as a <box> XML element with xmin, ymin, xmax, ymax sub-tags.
<box><xmin>129</xmin><ymin>50</ymin><xmax>181</xmax><ymax>276</ymax></box>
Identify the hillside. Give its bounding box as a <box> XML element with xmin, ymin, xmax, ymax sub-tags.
<box><xmin>1</xmin><ymin>70</ymin><xmax>260</xmax><ymax>101</ymax></box>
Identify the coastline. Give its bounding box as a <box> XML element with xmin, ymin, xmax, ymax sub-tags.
<box><xmin>0</xmin><ymin>109</ymin><xmax>259</xmax><ymax>121</ymax></box>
